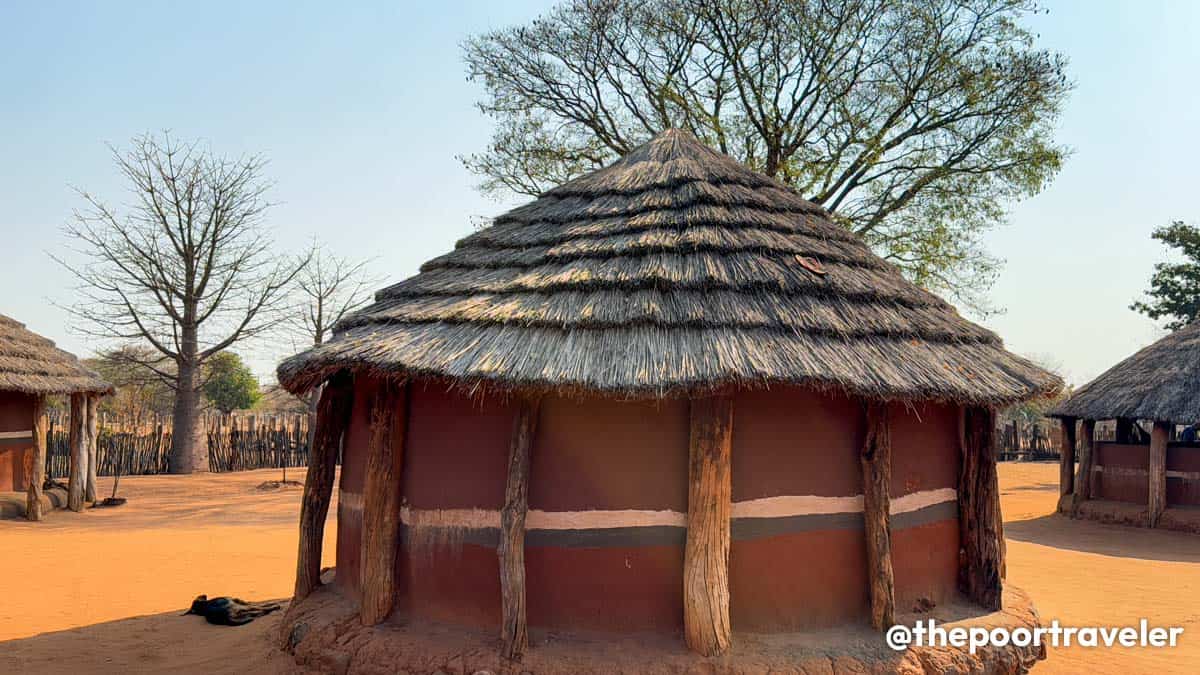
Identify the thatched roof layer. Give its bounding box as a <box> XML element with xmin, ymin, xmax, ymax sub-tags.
<box><xmin>279</xmin><ymin>129</ymin><xmax>1059</xmax><ymax>404</ymax></box>
<box><xmin>1051</xmin><ymin>321</ymin><xmax>1200</xmax><ymax>423</ymax></box>
<box><xmin>0</xmin><ymin>315</ymin><xmax>112</xmax><ymax>396</ymax></box>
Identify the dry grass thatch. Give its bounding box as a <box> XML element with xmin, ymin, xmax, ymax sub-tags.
<box><xmin>278</xmin><ymin>129</ymin><xmax>1060</xmax><ymax>404</ymax></box>
<box><xmin>0</xmin><ymin>314</ymin><xmax>112</xmax><ymax>396</ymax></box>
<box><xmin>1051</xmin><ymin>320</ymin><xmax>1200</xmax><ymax>423</ymax></box>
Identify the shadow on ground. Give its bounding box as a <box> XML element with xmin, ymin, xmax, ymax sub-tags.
<box><xmin>0</xmin><ymin>603</ymin><xmax>291</xmax><ymax>675</ymax></box>
<box><xmin>1006</xmin><ymin>512</ymin><xmax>1200</xmax><ymax>563</ymax></box>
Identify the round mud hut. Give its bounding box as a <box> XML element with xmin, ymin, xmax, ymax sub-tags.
<box><xmin>1050</xmin><ymin>319</ymin><xmax>1200</xmax><ymax>532</ymax></box>
<box><xmin>278</xmin><ymin>130</ymin><xmax>1060</xmax><ymax>672</ymax></box>
<box><xmin>0</xmin><ymin>314</ymin><xmax>111</xmax><ymax>520</ymax></box>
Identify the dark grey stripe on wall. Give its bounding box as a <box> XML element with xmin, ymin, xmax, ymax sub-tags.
<box><xmin>399</xmin><ymin>501</ymin><xmax>957</xmax><ymax>550</ymax></box>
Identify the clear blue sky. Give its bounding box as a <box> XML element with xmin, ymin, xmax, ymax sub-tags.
<box><xmin>1</xmin><ymin>0</ymin><xmax>1196</xmax><ymax>386</ymax></box>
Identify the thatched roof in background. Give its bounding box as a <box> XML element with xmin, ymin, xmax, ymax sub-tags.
<box><xmin>1051</xmin><ymin>321</ymin><xmax>1200</xmax><ymax>423</ymax></box>
<box><xmin>279</xmin><ymin>129</ymin><xmax>1060</xmax><ymax>404</ymax></box>
<box><xmin>0</xmin><ymin>315</ymin><xmax>112</xmax><ymax>396</ymax></box>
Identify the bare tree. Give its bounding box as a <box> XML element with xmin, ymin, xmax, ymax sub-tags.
<box><xmin>58</xmin><ymin>133</ymin><xmax>305</xmax><ymax>473</ymax></box>
<box><xmin>462</xmin><ymin>0</ymin><xmax>1071</xmax><ymax>313</ymax></box>
<box><xmin>287</xmin><ymin>243</ymin><xmax>379</xmax><ymax>445</ymax></box>
<box><xmin>289</xmin><ymin>243</ymin><xmax>378</xmax><ymax>350</ymax></box>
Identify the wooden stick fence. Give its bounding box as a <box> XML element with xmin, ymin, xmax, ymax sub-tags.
<box><xmin>997</xmin><ymin>419</ymin><xmax>1061</xmax><ymax>462</ymax></box>
<box><xmin>44</xmin><ymin>411</ymin><xmax>311</xmax><ymax>477</ymax></box>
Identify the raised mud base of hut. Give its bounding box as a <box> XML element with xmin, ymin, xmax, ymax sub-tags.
<box><xmin>279</xmin><ymin>583</ymin><xmax>1045</xmax><ymax>675</ymax></box>
<box><xmin>0</xmin><ymin>487</ymin><xmax>67</xmax><ymax>520</ymax></box>
<box><xmin>1061</xmin><ymin>497</ymin><xmax>1200</xmax><ymax>534</ymax></box>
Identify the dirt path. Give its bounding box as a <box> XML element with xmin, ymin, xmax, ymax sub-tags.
<box><xmin>1001</xmin><ymin>462</ymin><xmax>1200</xmax><ymax>673</ymax></box>
<box><xmin>0</xmin><ymin>468</ymin><xmax>334</xmax><ymax>673</ymax></box>
<box><xmin>1</xmin><ymin>463</ymin><xmax>1198</xmax><ymax>673</ymax></box>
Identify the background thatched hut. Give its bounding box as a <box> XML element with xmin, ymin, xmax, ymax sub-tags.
<box><xmin>0</xmin><ymin>314</ymin><xmax>111</xmax><ymax>519</ymax></box>
<box><xmin>1050</xmin><ymin>320</ymin><xmax>1200</xmax><ymax>529</ymax></box>
<box><xmin>278</xmin><ymin>129</ymin><xmax>1059</xmax><ymax>660</ymax></box>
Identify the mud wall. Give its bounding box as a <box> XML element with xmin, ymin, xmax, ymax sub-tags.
<box><xmin>0</xmin><ymin>391</ymin><xmax>35</xmax><ymax>492</ymax></box>
<box><xmin>1094</xmin><ymin>441</ymin><xmax>1200</xmax><ymax>507</ymax></box>
<box><xmin>333</xmin><ymin>380</ymin><xmax>962</xmax><ymax>633</ymax></box>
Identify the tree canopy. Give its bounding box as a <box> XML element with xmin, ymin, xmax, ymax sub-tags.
<box><xmin>1131</xmin><ymin>221</ymin><xmax>1200</xmax><ymax>329</ymax></box>
<box><xmin>463</xmin><ymin>0</ymin><xmax>1070</xmax><ymax>311</ymax></box>
<box><xmin>202</xmin><ymin>351</ymin><xmax>261</xmax><ymax>414</ymax></box>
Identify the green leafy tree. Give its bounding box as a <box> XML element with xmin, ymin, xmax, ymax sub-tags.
<box><xmin>462</xmin><ymin>0</ymin><xmax>1071</xmax><ymax>312</ymax></box>
<box><xmin>1130</xmin><ymin>221</ymin><xmax>1200</xmax><ymax>329</ymax></box>
<box><xmin>202</xmin><ymin>351</ymin><xmax>261</xmax><ymax>414</ymax></box>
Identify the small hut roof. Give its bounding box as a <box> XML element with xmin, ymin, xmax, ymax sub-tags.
<box><xmin>0</xmin><ymin>315</ymin><xmax>112</xmax><ymax>396</ymax></box>
<box><xmin>1050</xmin><ymin>320</ymin><xmax>1200</xmax><ymax>423</ymax></box>
<box><xmin>279</xmin><ymin>129</ymin><xmax>1059</xmax><ymax>404</ymax></box>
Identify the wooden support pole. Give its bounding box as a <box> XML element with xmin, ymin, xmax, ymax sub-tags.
<box><xmin>1058</xmin><ymin>417</ymin><xmax>1076</xmax><ymax>509</ymax></box>
<box><xmin>500</xmin><ymin>395</ymin><xmax>541</xmax><ymax>661</ymax></box>
<box><xmin>957</xmin><ymin>405</ymin><xmax>1003</xmax><ymax>611</ymax></box>
<box><xmin>683</xmin><ymin>395</ymin><xmax>733</xmax><ymax>657</ymax></box>
<box><xmin>359</xmin><ymin>379</ymin><xmax>406</xmax><ymax>626</ymax></box>
<box><xmin>25</xmin><ymin>397</ymin><xmax>47</xmax><ymax>522</ymax></box>
<box><xmin>84</xmin><ymin>394</ymin><xmax>99</xmax><ymax>503</ymax></box>
<box><xmin>861</xmin><ymin>401</ymin><xmax>895</xmax><ymax>629</ymax></box>
<box><xmin>67</xmin><ymin>393</ymin><xmax>87</xmax><ymax>512</ymax></box>
<box><xmin>294</xmin><ymin>372</ymin><xmax>355</xmax><ymax>602</ymax></box>
<box><xmin>1072</xmin><ymin>419</ymin><xmax>1096</xmax><ymax>513</ymax></box>
<box><xmin>1149</xmin><ymin>421</ymin><xmax>1170</xmax><ymax>527</ymax></box>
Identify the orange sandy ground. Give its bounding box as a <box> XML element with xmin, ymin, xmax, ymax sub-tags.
<box><xmin>0</xmin><ymin>463</ymin><xmax>1198</xmax><ymax>673</ymax></box>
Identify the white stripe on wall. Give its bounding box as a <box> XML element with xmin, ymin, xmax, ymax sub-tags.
<box><xmin>0</xmin><ymin>430</ymin><xmax>33</xmax><ymax>440</ymax></box>
<box><xmin>392</xmin><ymin>487</ymin><xmax>958</xmax><ymax>532</ymax></box>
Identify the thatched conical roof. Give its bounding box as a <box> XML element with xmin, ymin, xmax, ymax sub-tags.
<box><xmin>1051</xmin><ymin>321</ymin><xmax>1200</xmax><ymax>423</ymax></box>
<box><xmin>0</xmin><ymin>315</ymin><xmax>112</xmax><ymax>396</ymax></box>
<box><xmin>279</xmin><ymin>129</ymin><xmax>1059</xmax><ymax>404</ymax></box>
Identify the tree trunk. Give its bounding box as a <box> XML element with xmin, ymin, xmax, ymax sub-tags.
<box><xmin>957</xmin><ymin>405</ymin><xmax>1003</xmax><ymax>611</ymax></box>
<box><xmin>67</xmin><ymin>393</ymin><xmax>87</xmax><ymax>511</ymax></box>
<box><xmin>1149</xmin><ymin>421</ymin><xmax>1170</xmax><ymax>527</ymax></box>
<box><xmin>500</xmin><ymin>395</ymin><xmax>541</xmax><ymax>661</ymax></box>
<box><xmin>683</xmin><ymin>395</ymin><xmax>733</xmax><ymax>657</ymax></box>
<box><xmin>359</xmin><ymin>379</ymin><xmax>406</xmax><ymax>626</ymax></box>
<box><xmin>861</xmin><ymin>401</ymin><xmax>895</xmax><ymax>630</ymax></box>
<box><xmin>85</xmin><ymin>394</ymin><xmax>99</xmax><ymax>503</ymax></box>
<box><xmin>25</xmin><ymin>397</ymin><xmax>47</xmax><ymax>522</ymax></box>
<box><xmin>294</xmin><ymin>372</ymin><xmax>355</xmax><ymax>601</ymax></box>
<box><xmin>1072</xmin><ymin>419</ymin><xmax>1096</xmax><ymax>513</ymax></box>
<box><xmin>1058</xmin><ymin>417</ymin><xmax>1076</xmax><ymax>511</ymax></box>
<box><xmin>170</xmin><ymin>353</ymin><xmax>207</xmax><ymax>473</ymax></box>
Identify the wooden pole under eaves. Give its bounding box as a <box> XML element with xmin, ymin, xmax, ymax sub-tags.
<box><xmin>67</xmin><ymin>393</ymin><xmax>87</xmax><ymax>512</ymax></box>
<box><xmin>85</xmin><ymin>394</ymin><xmax>99</xmax><ymax>503</ymax></box>
<box><xmin>1057</xmin><ymin>417</ymin><xmax>1076</xmax><ymax>512</ymax></box>
<box><xmin>1149</xmin><ymin>421</ymin><xmax>1170</xmax><ymax>527</ymax></box>
<box><xmin>957</xmin><ymin>405</ymin><xmax>1003</xmax><ymax>611</ymax></box>
<box><xmin>359</xmin><ymin>379</ymin><xmax>407</xmax><ymax>626</ymax></box>
<box><xmin>683</xmin><ymin>395</ymin><xmax>733</xmax><ymax>657</ymax></box>
<box><xmin>499</xmin><ymin>395</ymin><xmax>541</xmax><ymax>660</ymax></box>
<box><xmin>861</xmin><ymin>401</ymin><xmax>895</xmax><ymax>629</ymax></box>
<box><xmin>294</xmin><ymin>371</ymin><xmax>355</xmax><ymax>602</ymax></box>
<box><xmin>25</xmin><ymin>397</ymin><xmax>47</xmax><ymax>522</ymax></box>
<box><xmin>1072</xmin><ymin>419</ymin><xmax>1096</xmax><ymax>513</ymax></box>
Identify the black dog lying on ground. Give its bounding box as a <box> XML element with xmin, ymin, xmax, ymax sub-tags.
<box><xmin>183</xmin><ymin>595</ymin><xmax>282</xmax><ymax>626</ymax></box>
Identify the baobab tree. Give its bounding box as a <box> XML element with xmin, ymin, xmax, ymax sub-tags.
<box><xmin>58</xmin><ymin>133</ymin><xmax>305</xmax><ymax>473</ymax></box>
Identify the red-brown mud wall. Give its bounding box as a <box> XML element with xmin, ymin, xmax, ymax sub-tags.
<box><xmin>0</xmin><ymin>392</ymin><xmax>35</xmax><ymax>492</ymax></box>
<box><xmin>729</xmin><ymin>391</ymin><xmax>959</xmax><ymax>629</ymax></box>
<box><xmin>333</xmin><ymin>381</ymin><xmax>962</xmax><ymax>632</ymax></box>
<box><xmin>1094</xmin><ymin>442</ymin><xmax>1148</xmax><ymax>504</ymax></box>
<box><xmin>395</xmin><ymin>381</ymin><xmax>516</xmax><ymax>627</ymax></box>
<box><xmin>1167</xmin><ymin>444</ymin><xmax>1200</xmax><ymax>506</ymax></box>
<box><xmin>1094</xmin><ymin>441</ymin><xmax>1200</xmax><ymax>507</ymax></box>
